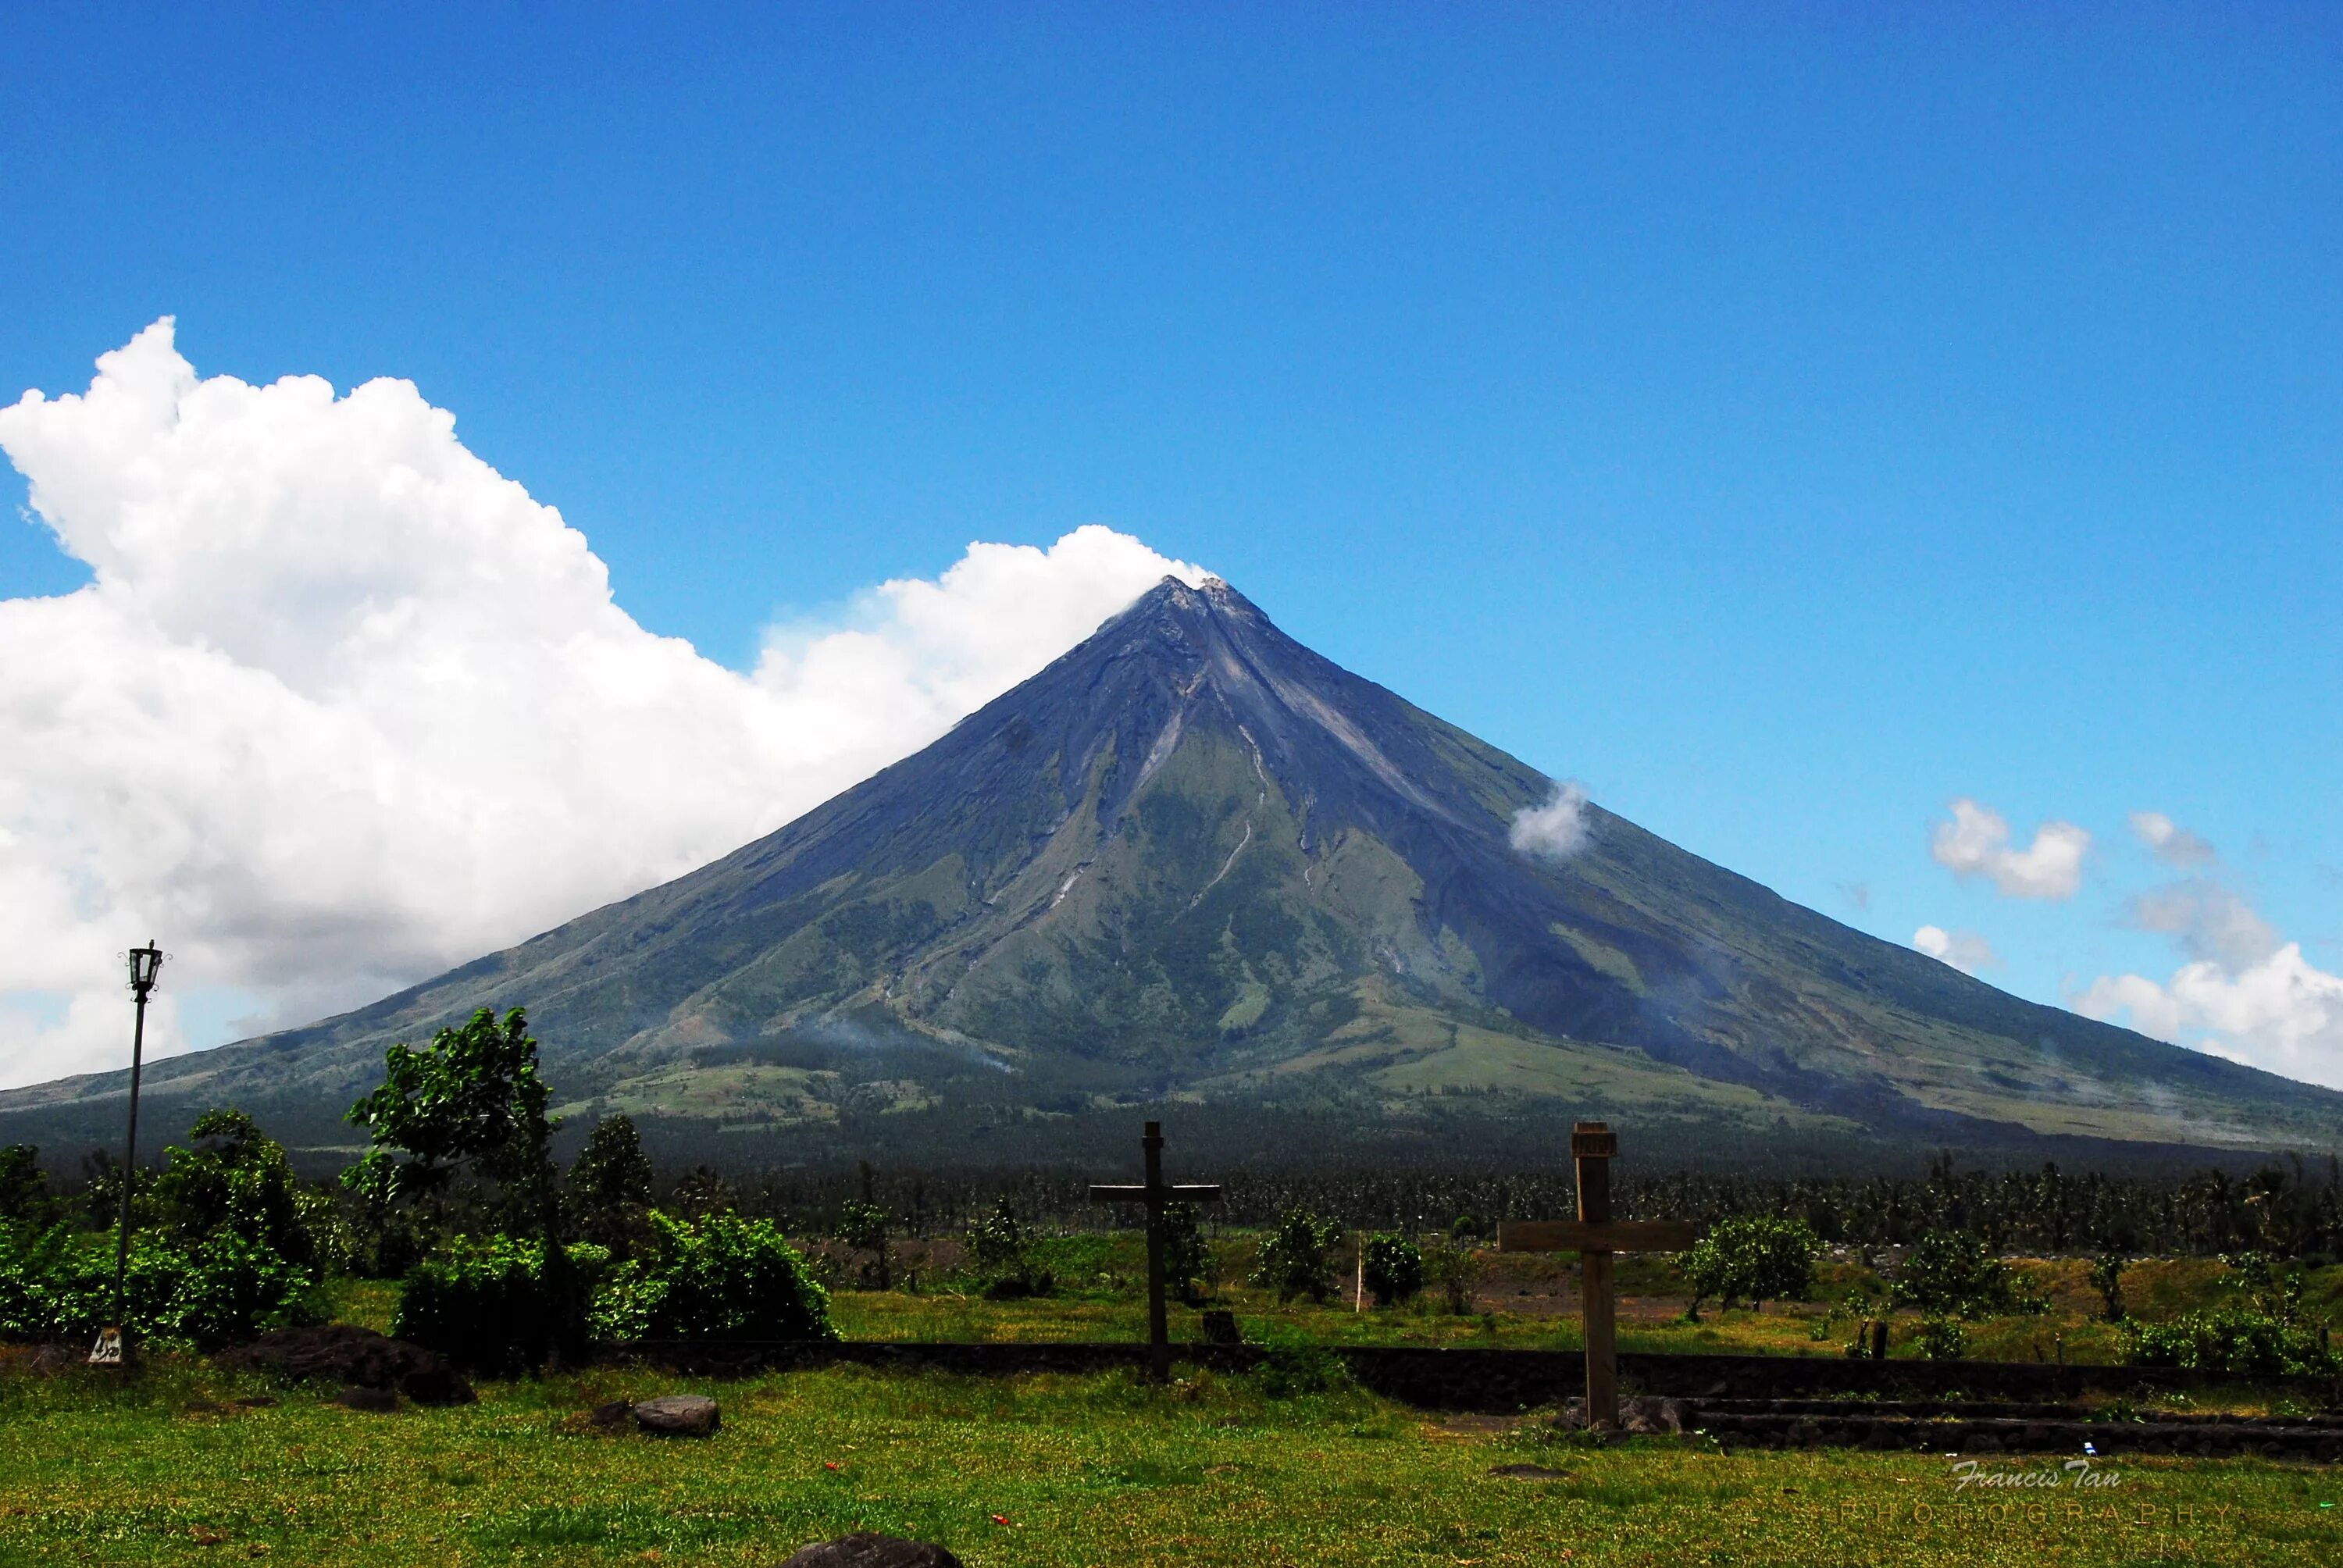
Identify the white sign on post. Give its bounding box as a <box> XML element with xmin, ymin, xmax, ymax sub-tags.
<box><xmin>87</xmin><ymin>1327</ymin><xmax>124</xmax><ymax>1366</ymax></box>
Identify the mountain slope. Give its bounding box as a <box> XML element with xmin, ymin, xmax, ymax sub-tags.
<box><xmin>8</xmin><ymin>578</ymin><xmax>2337</xmax><ymax>1162</ymax></box>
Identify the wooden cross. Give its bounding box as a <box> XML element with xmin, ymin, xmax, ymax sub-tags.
<box><xmin>1497</xmin><ymin>1121</ymin><xmax>1697</xmax><ymax>1431</ymax></box>
<box><xmin>1089</xmin><ymin>1120</ymin><xmax>1221</xmax><ymax>1381</ymax></box>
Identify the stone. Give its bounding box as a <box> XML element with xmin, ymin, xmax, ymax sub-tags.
<box><xmin>633</xmin><ymin>1394</ymin><xmax>720</xmax><ymax>1436</ymax></box>
<box><xmin>1620</xmin><ymin>1396</ymin><xmax>1694</xmax><ymax>1434</ymax></box>
<box><xmin>1489</xmin><ymin>1463</ymin><xmax>1571</xmax><ymax>1480</ymax></box>
<box><xmin>588</xmin><ymin>1399</ymin><xmax>634</xmax><ymax>1429</ymax></box>
<box><xmin>772</xmin><ymin>1533</ymin><xmax>964</xmax><ymax>1567</ymax></box>
<box><xmin>1198</xmin><ymin>1310</ymin><xmax>1240</xmax><ymax>1345</ymax></box>
<box><xmin>333</xmin><ymin>1384</ymin><xmax>400</xmax><ymax>1412</ymax></box>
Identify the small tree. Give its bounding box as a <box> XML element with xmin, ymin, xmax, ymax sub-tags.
<box><xmin>0</xmin><ymin>1146</ymin><xmax>60</xmax><ymax>1231</ymax></box>
<box><xmin>2088</xmin><ymin>1252</ymin><xmax>2128</xmax><ymax>1322</ymax></box>
<box><xmin>1425</xmin><ymin>1242</ymin><xmax>1485</xmax><ymax>1315</ymax></box>
<box><xmin>568</xmin><ymin>1114</ymin><xmax>655</xmax><ymax>1253</ymax></box>
<box><xmin>1160</xmin><ymin>1200</ymin><xmax>1211</xmax><ymax>1303</ymax></box>
<box><xmin>964</xmin><ymin>1201</ymin><xmax>1053</xmax><ymax>1299</ymax></box>
<box><xmin>1681</xmin><ymin>1216</ymin><xmax>1820</xmax><ymax>1320</ymax></box>
<box><xmin>346</xmin><ymin>1007</ymin><xmax>580</xmax><ymax>1361</ymax></box>
<box><xmin>1894</xmin><ymin>1230</ymin><xmax>2045</xmax><ymax>1320</ymax></box>
<box><xmin>836</xmin><ymin>1199</ymin><xmax>893</xmax><ymax>1290</ymax></box>
<box><xmin>1361</xmin><ymin>1233</ymin><xmax>1425</xmax><ymax>1306</ymax></box>
<box><xmin>1248</xmin><ymin>1209</ymin><xmax>1342</xmax><ymax>1304</ymax></box>
<box><xmin>151</xmin><ymin>1110</ymin><xmax>317</xmax><ymax>1268</ymax></box>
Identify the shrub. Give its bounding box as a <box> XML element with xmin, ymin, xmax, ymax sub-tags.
<box><xmin>593</xmin><ymin>1210</ymin><xmax>836</xmax><ymax>1342</ymax></box>
<box><xmin>963</xmin><ymin>1202</ymin><xmax>1054</xmax><ymax>1300</ymax></box>
<box><xmin>1915</xmin><ymin>1316</ymin><xmax>1969</xmax><ymax>1361</ymax></box>
<box><xmin>2121</xmin><ymin>1310</ymin><xmax>2336</xmax><ymax>1378</ymax></box>
<box><xmin>1681</xmin><ymin>1215</ymin><xmax>1820</xmax><ymax>1319</ymax></box>
<box><xmin>0</xmin><ymin>1224</ymin><xmax>320</xmax><ymax>1349</ymax></box>
<box><xmin>835</xmin><ymin>1199</ymin><xmax>893</xmax><ymax>1289</ymax></box>
<box><xmin>394</xmin><ymin>1235</ymin><xmax>570</xmax><ymax>1375</ymax></box>
<box><xmin>1893</xmin><ymin>1230</ymin><xmax>2045</xmax><ymax>1320</ymax></box>
<box><xmin>1248</xmin><ymin>1210</ymin><xmax>1343</xmax><ymax>1304</ymax></box>
<box><xmin>1425</xmin><ymin>1242</ymin><xmax>1485</xmax><ymax>1315</ymax></box>
<box><xmin>1361</xmin><ymin>1233</ymin><xmax>1424</xmax><ymax>1306</ymax></box>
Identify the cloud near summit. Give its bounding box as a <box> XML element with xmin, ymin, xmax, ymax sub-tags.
<box><xmin>0</xmin><ymin>320</ymin><xmax>1207</xmax><ymax>1087</ymax></box>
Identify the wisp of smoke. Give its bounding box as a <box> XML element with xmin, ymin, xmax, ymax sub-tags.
<box><xmin>1510</xmin><ymin>781</ymin><xmax>1592</xmax><ymax>862</ymax></box>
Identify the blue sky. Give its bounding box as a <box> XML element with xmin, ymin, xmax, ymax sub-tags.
<box><xmin>2</xmin><ymin>5</ymin><xmax>2338</xmax><ymax>1083</ymax></box>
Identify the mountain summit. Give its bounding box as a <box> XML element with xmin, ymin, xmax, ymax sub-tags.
<box><xmin>8</xmin><ymin>576</ymin><xmax>2337</xmax><ymax>1162</ymax></box>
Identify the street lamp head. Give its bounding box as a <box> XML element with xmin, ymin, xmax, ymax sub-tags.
<box><xmin>127</xmin><ymin>943</ymin><xmax>163</xmax><ymax>999</ymax></box>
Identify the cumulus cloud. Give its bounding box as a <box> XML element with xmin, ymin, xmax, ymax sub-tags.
<box><xmin>1928</xmin><ymin>798</ymin><xmax>2090</xmax><ymax>900</ymax></box>
<box><xmin>2074</xmin><ymin>944</ymin><xmax>2343</xmax><ymax>1091</ymax></box>
<box><xmin>0</xmin><ymin>319</ymin><xmax>1207</xmax><ymax>1088</ymax></box>
<box><xmin>2129</xmin><ymin>811</ymin><xmax>2217</xmax><ymax>868</ymax></box>
<box><xmin>1912</xmin><ymin>925</ymin><xmax>1999</xmax><ymax>975</ymax></box>
<box><xmin>2074</xmin><ymin>873</ymin><xmax>2343</xmax><ymax>1090</ymax></box>
<box><xmin>1510</xmin><ymin>781</ymin><xmax>1592</xmax><ymax>862</ymax></box>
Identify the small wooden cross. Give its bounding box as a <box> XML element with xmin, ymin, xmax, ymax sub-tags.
<box><xmin>1089</xmin><ymin>1120</ymin><xmax>1222</xmax><ymax>1381</ymax></box>
<box><xmin>1497</xmin><ymin>1121</ymin><xmax>1697</xmax><ymax>1431</ymax></box>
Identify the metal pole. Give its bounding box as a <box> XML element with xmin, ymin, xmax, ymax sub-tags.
<box><xmin>109</xmin><ymin>979</ymin><xmax>150</xmax><ymax>1335</ymax></box>
<box><xmin>1143</xmin><ymin>1121</ymin><xmax>1168</xmax><ymax>1381</ymax></box>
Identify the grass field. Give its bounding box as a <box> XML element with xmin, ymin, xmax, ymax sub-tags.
<box><xmin>3</xmin><ymin>1351</ymin><xmax>2338</xmax><ymax>1568</ymax></box>
<box><xmin>9</xmin><ymin>1237</ymin><xmax>2334</xmax><ymax>1566</ymax></box>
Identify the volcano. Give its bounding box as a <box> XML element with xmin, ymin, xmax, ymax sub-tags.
<box><xmin>7</xmin><ymin>577</ymin><xmax>2336</xmax><ymax>1165</ymax></box>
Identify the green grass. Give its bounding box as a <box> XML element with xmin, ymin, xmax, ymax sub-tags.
<box><xmin>2</xmin><ymin>1352</ymin><xmax>2335</xmax><ymax>1567</ymax></box>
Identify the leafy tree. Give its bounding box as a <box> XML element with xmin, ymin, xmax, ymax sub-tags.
<box><xmin>1894</xmin><ymin>1230</ymin><xmax>2046</xmax><ymax>1320</ymax></box>
<box><xmin>149</xmin><ymin>1110</ymin><xmax>316</xmax><ymax>1267</ymax></box>
<box><xmin>1681</xmin><ymin>1216</ymin><xmax>1820</xmax><ymax>1320</ymax></box>
<box><xmin>345</xmin><ymin>1009</ymin><xmax>560</xmax><ymax>1228</ymax></box>
<box><xmin>345</xmin><ymin>1007</ymin><xmax>581</xmax><ymax>1358</ymax></box>
<box><xmin>1361</xmin><ymin>1232</ymin><xmax>1425</xmax><ymax>1306</ymax></box>
<box><xmin>567</xmin><ymin>1114</ymin><xmax>654</xmax><ymax>1253</ymax></box>
<box><xmin>0</xmin><ymin>1146</ymin><xmax>60</xmax><ymax>1231</ymax></box>
<box><xmin>1248</xmin><ymin>1209</ymin><xmax>1343</xmax><ymax>1304</ymax></box>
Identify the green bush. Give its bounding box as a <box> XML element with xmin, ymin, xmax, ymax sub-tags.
<box><xmin>2120</xmin><ymin>1310</ymin><xmax>2336</xmax><ymax>1378</ymax></box>
<box><xmin>1914</xmin><ymin>1316</ymin><xmax>1970</xmax><ymax>1360</ymax></box>
<box><xmin>964</xmin><ymin>1202</ymin><xmax>1054</xmax><ymax>1300</ymax></box>
<box><xmin>1361</xmin><ymin>1233</ymin><xmax>1424</xmax><ymax>1306</ymax></box>
<box><xmin>591</xmin><ymin>1210</ymin><xmax>835</xmax><ymax>1343</ymax></box>
<box><xmin>1248</xmin><ymin>1210</ymin><xmax>1343</xmax><ymax>1304</ymax></box>
<box><xmin>1681</xmin><ymin>1215</ymin><xmax>1820</xmax><ymax>1318</ymax></box>
<box><xmin>1893</xmin><ymin>1231</ymin><xmax>2045</xmax><ymax>1320</ymax></box>
<box><xmin>394</xmin><ymin>1235</ymin><xmax>561</xmax><ymax>1374</ymax></box>
<box><xmin>0</xmin><ymin>1223</ymin><xmax>320</xmax><ymax>1348</ymax></box>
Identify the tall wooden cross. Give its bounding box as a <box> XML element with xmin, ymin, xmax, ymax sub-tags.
<box><xmin>1089</xmin><ymin>1120</ymin><xmax>1222</xmax><ymax>1381</ymax></box>
<box><xmin>1497</xmin><ymin>1121</ymin><xmax>1697</xmax><ymax>1431</ymax></box>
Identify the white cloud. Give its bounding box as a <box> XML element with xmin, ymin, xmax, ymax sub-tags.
<box><xmin>1510</xmin><ymin>781</ymin><xmax>1591</xmax><ymax>862</ymax></box>
<box><xmin>2074</xmin><ymin>944</ymin><xmax>2343</xmax><ymax>1091</ymax></box>
<box><xmin>1912</xmin><ymin>925</ymin><xmax>1999</xmax><ymax>975</ymax></box>
<box><xmin>2129</xmin><ymin>811</ymin><xmax>2217</xmax><ymax>868</ymax></box>
<box><xmin>0</xmin><ymin>319</ymin><xmax>1207</xmax><ymax>1089</ymax></box>
<box><xmin>1928</xmin><ymin>798</ymin><xmax>2090</xmax><ymax>900</ymax></box>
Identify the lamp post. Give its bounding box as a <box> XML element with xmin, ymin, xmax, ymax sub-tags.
<box><xmin>92</xmin><ymin>942</ymin><xmax>163</xmax><ymax>1367</ymax></box>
